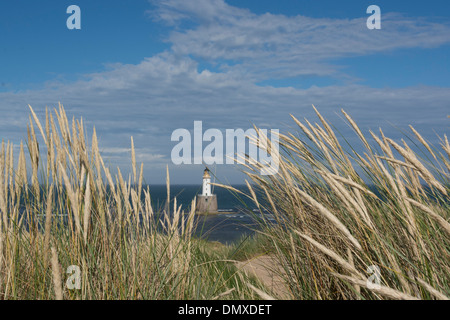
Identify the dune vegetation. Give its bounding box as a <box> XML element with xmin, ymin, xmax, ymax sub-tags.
<box><xmin>226</xmin><ymin>106</ymin><xmax>449</xmax><ymax>300</ymax></box>
<box><xmin>0</xmin><ymin>104</ymin><xmax>266</xmax><ymax>300</ymax></box>
<box><xmin>0</xmin><ymin>104</ymin><xmax>448</xmax><ymax>300</ymax></box>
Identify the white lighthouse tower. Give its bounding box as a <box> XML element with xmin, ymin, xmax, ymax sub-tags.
<box><xmin>202</xmin><ymin>168</ymin><xmax>211</xmax><ymax>196</ymax></box>
<box><xmin>196</xmin><ymin>168</ymin><xmax>218</xmax><ymax>214</ymax></box>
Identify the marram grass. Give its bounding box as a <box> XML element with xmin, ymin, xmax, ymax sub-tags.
<box><xmin>0</xmin><ymin>104</ymin><xmax>448</xmax><ymax>300</ymax></box>
<box><xmin>231</xmin><ymin>106</ymin><xmax>449</xmax><ymax>300</ymax></box>
<box><xmin>0</xmin><ymin>104</ymin><xmax>265</xmax><ymax>300</ymax></box>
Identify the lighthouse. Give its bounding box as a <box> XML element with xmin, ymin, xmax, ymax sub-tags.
<box><xmin>196</xmin><ymin>168</ymin><xmax>218</xmax><ymax>214</ymax></box>
<box><xmin>202</xmin><ymin>168</ymin><xmax>211</xmax><ymax>196</ymax></box>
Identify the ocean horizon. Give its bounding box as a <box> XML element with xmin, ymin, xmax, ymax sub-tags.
<box><xmin>24</xmin><ymin>184</ymin><xmax>266</xmax><ymax>245</ymax></box>
<box><xmin>146</xmin><ymin>184</ymin><xmax>264</xmax><ymax>244</ymax></box>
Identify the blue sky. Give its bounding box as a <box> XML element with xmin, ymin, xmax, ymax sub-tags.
<box><xmin>0</xmin><ymin>0</ymin><xmax>449</xmax><ymax>184</ymax></box>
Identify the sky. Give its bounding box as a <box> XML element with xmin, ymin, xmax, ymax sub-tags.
<box><xmin>0</xmin><ymin>0</ymin><xmax>449</xmax><ymax>184</ymax></box>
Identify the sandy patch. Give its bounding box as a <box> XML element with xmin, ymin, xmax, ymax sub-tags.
<box><xmin>235</xmin><ymin>255</ymin><xmax>291</xmax><ymax>299</ymax></box>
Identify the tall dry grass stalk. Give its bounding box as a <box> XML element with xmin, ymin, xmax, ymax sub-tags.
<box><xmin>240</xmin><ymin>107</ymin><xmax>449</xmax><ymax>300</ymax></box>
<box><xmin>51</xmin><ymin>247</ymin><xmax>63</xmax><ymax>300</ymax></box>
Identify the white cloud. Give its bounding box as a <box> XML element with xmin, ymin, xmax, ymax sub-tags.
<box><xmin>149</xmin><ymin>0</ymin><xmax>450</xmax><ymax>80</ymax></box>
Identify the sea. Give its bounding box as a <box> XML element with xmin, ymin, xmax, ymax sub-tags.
<box><xmin>147</xmin><ymin>184</ymin><xmax>269</xmax><ymax>244</ymax></box>
<box><xmin>144</xmin><ymin>183</ymin><xmax>450</xmax><ymax>244</ymax></box>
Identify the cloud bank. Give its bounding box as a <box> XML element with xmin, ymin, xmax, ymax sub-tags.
<box><xmin>1</xmin><ymin>0</ymin><xmax>449</xmax><ymax>183</ymax></box>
